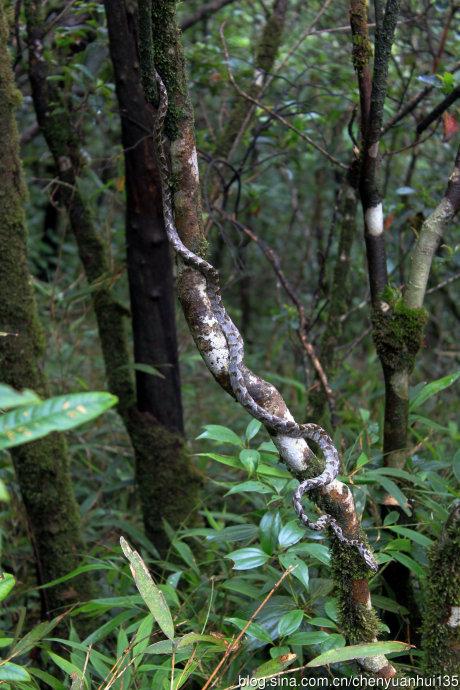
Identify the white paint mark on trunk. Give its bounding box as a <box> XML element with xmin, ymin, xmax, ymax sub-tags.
<box><xmin>447</xmin><ymin>606</ymin><xmax>460</xmax><ymax>628</ymax></box>
<box><xmin>365</xmin><ymin>203</ymin><xmax>384</xmax><ymax>236</ymax></box>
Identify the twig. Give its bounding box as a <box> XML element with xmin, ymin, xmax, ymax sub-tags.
<box><xmin>219</xmin><ymin>211</ymin><xmax>338</xmax><ymax>426</ymax></box>
<box><xmin>219</xmin><ymin>25</ymin><xmax>347</xmax><ymax>170</ymax></box>
<box><xmin>201</xmin><ymin>566</ymin><xmax>294</xmax><ymax>690</ymax></box>
<box><xmin>426</xmin><ymin>270</ymin><xmax>460</xmax><ymax>294</ymax></box>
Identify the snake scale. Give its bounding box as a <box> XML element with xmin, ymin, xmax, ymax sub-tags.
<box><xmin>152</xmin><ymin>69</ymin><xmax>378</xmax><ymax>572</ymax></box>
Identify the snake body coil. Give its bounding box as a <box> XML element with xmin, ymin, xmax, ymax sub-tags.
<box><xmin>153</xmin><ymin>70</ymin><xmax>378</xmax><ymax>572</ymax></box>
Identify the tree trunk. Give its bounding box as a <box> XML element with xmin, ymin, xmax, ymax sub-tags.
<box><xmin>104</xmin><ymin>0</ymin><xmax>202</xmax><ymax>549</ymax></box>
<box><xmin>25</xmin><ymin>0</ymin><xmax>201</xmax><ymax>551</ymax></box>
<box><xmin>422</xmin><ymin>502</ymin><xmax>460</xmax><ymax>675</ymax></box>
<box><xmin>0</xmin><ymin>5</ymin><xmax>93</xmax><ymax>616</ymax></box>
<box><xmin>137</xmin><ymin>0</ymin><xmax>396</xmax><ymax>677</ymax></box>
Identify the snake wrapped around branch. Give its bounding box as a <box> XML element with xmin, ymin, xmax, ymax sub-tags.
<box><xmin>152</xmin><ymin>68</ymin><xmax>378</xmax><ymax>573</ymax></box>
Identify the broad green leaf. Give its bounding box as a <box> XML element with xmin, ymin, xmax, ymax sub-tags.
<box><xmin>257</xmin><ymin>464</ymin><xmax>291</xmax><ymax>479</ymax></box>
<box><xmin>259</xmin><ymin>512</ymin><xmax>281</xmax><ymax>555</ymax></box>
<box><xmin>144</xmin><ymin>640</ymin><xmax>174</xmax><ymax>655</ymax></box>
<box><xmin>225</xmin><ymin>547</ymin><xmax>270</xmax><ymax>570</ymax></box>
<box><xmin>48</xmin><ymin>652</ymin><xmax>83</xmax><ymax>680</ymax></box>
<box><xmin>0</xmin><ymin>392</ymin><xmax>117</xmax><ymax>450</ymax></box>
<box><xmin>0</xmin><ymin>384</ymin><xmax>41</xmax><ymax>410</ymax></box>
<box><xmin>372</xmin><ymin>595</ymin><xmax>409</xmax><ymax>615</ymax></box>
<box><xmin>120</xmin><ymin>537</ymin><xmax>174</xmax><ymax>640</ymax></box>
<box><xmin>132</xmin><ymin>614</ymin><xmax>154</xmax><ymax>668</ymax></box>
<box><xmin>29</xmin><ymin>667</ymin><xmax>66</xmax><ymax>690</ymax></box>
<box><xmin>367</xmin><ymin>472</ymin><xmax>411</xmax><ymax>515</ymax></box>
<box><xmin>207</xmin><ymin>524</ymin><xmax>258</xmax><ymax>543</ymax></box>
<box><xmin>306</xmin><ymin>617</ymin><xmax>337</xmax><ymax>629</ymax></box>
<box><xmin>0</xmin><ymin>662</ymin><xmax>31</xmax><ymax>681</ymax></box>
<box><xmin>278</xmin><ymin>520</ymin><xmax>304</xmax><ymax>549</ymax></box>
<box><xmin>39</xmin><ymin>563</ymin><xmax>114</xmax><ymax>589</ymax></box>
<box><xmin>226</xmin><ymin>617</ymin><xmax>272</xmax><ymax>643</ymax></box>
<box><xmin>195</xmin><ymin>452</ymin><xmax>241</xmax><ymax>468</ymax></box>
<box><xmin>0</xmin><ymin>638</ymin><xmax>14</xmax><ymax>648</ymax></box>
<box><xmin>252</xmin><ymin>653</ymin><xmax>296</xmax><ymax>679</ymax></box>
<box><xmin>387</xmin><ymin>526</ymin><xmax>433</xmax><ymax>548</ymax></box>
<box><xmin>292</xmin><ymin>542</ymin><xmax>330</xmax><ymax>565</ymax></box>
<box><xmin>278</xmin><ymin>610</ymin><xmax>303</xmax><ymax>638</ymax></box>
<box><xmin>278</xmin><ymin>553</ymin><xmax>309</xmax><ymax>589</ymax></box>
<box><xmin>306</xmin><ymin>641</ymin><xmax>412</xmax><ymax>667</ymax></box>
<box><xmin>0</xmin><ymin>573</ymin><xmax>15</xmax><ymax>602</ymax></box>
<box><xmin>226</xmin><ymin>481</ymin><xmax>272</xmax><ymax>496</ymax></box>
<box><xmin>196</xmin><ymin>425</ymin><xmax>242</xmax><ymax>446</ymax></box>
<box><xmin>389</xmin><ymin>552</ymin><xmax>425</xmax><ymax>579</ymax></box>
<box><xmin>245</xmin><ymin>419</ymin><xmax>262</xmax><ymax>442</ymax></box>
<box><xmin>286</xmin><ymin>631</ymin><xmax>328</xmax><ymax>646</ymax></box>
<box><xmin>410</xmin><ymin>370</ymin><xmax>460</xmax><ymax>410</ymax></box>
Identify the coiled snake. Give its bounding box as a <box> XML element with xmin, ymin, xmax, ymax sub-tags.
<box><xmin>152</xmin><ymin>69</ymin><xmax>378</xmax><ymax>572</ymax></box>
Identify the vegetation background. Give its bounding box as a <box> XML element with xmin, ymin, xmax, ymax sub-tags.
<box><xmin>0</xmin><ymin>0</ymin><xmax>459</xmax><ymax>686</ymax></box>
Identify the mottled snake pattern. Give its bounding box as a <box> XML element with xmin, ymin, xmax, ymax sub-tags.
<box><xmin>152</xmin><ymin>70</ymin><xmax>378</xmax><ymax>572</ymax></box>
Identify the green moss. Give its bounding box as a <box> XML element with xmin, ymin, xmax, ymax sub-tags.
<box><xmin>0</xmin><ymin>2</ymin><xmax>94</xmax><ymax>612</ymax></box>
<box><xmin>149</xmin><ymin>0</ymin><xmax>190</xmax><ymax>139</ymax></box>
<box><xmin>294</xmin><ymin>458</ymin><xmax>380</xmax><ymax>645</ymax></box>
<box><xmin>422</xmin><ymin>504</ymin><xmax>460</xmax><ymax>675</ymax></box>
<box><xmin>372</xmin><ymin>287</ymin><xmax>428</xmax><ymax>372</ymax></box>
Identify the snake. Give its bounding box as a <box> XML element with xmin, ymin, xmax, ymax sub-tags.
<box><xmin>152</xmin><ymin>69</ymin><xmax>378</xmax><ymax>573</ymax></box>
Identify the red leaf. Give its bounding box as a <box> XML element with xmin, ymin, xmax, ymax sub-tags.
<box><xmin>442</xmin><ymin>112</ymin><xmax>459</xmax><ymax>142</ymax></box>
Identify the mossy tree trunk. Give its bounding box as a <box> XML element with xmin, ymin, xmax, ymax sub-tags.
<box><xmin>0</xmin><ymin>4</ymin><xmax>93</xmax><ymax>616</ymax></box>
<box><xmin>422</xmin><ymin>502</ymin><xmax>460</xmax><ymax>675</ymax></box>
<box><xmin>137</xmin><ymin>0</ymin><xmax>396</xmax><ymax>677</ymax></box>
<box><xmin>24</xmin><ymin>0</ymin><xmax>201</xmax><ymax>551</ymax></box>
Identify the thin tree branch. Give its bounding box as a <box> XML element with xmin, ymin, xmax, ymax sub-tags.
<box><xmin>181</xmin><ymin>0</ymin><xmax>237</xmax><ymax>31</ymax></box>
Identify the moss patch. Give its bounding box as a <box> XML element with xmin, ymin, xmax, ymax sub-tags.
<box><xmin>372</xmin><ymin>286</ymin><xmax>428</xmax><ymax>372</ymax></box>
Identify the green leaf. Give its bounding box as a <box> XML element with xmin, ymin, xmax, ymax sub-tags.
<box><xmin>259</xmin><ymin>512</ymin><xmax>281</xmax><ymax>555</ymax></box>
<box><xmin>367</xmin><ymin>472</ymin><xmax>410</xmax><ymax>515</ymax></box>
<box><xmin>278</xmin><ymin>610</ymin><xmax>303</xmax><ymax>638</ymax></box>
<box><xmin>245</xmin><ymin>419</ymin><xmax>262</xmax><ymax>442</ymax></box>
<box><xmin>372</xmin><ymin>595</ymin><xmax>409</xmax><ymax>615</ymax></box>
<box><xmin>389</xmin><ymin>552</ymin><xmax>425</xmax><ymax>579</ymax></box>
<box><xmin>0</xmin><ymin>384</ymin><xmax>41</xmax><ymax>410</ymax></box>
<box><xmin>11</xmin><ymin>615</ymin><xmax>63</xmax><ymax>657</ymax></box>
<box><xmin>120</xmin><ymin>537</ymin><xmax>174</xmax><ymax>640</ymax></box>
<box><xmin>226</xmin><ymin>481</ymin><xmax>272</xmax><ymax>496</ymax></box>
<box><xmin>286</xmin><ymin>631</ymin><xmax>328</xmax><ymax>646</ymax></box>
<box><xmin>257</xmin><ymin>464</ymin><xmax>291</xmax><ymax>479</ymax></box>
<box><xmin>278</xmin><ymin>520</ymin><xmax>304</xmax><ymax>549</ymax></box>
<box><xmin>410</xmin><ymin>370</ymin><xmax>460</xmax><ymax>410</ymax></box>
<box><xmin>278</xmin><ymin>553</ymin><xmax>309</xmax><ymax>589</ymax></box>
<box><xmin>306</xmin><ymin>617</ymin><xmax>337</xmax><ymax>629</ymax></box>
<box><xmin>173</xmin><ymin>540</ymin><xmax>199</xmax><ymax>573</ymax></box>
<box><xmin>292</xmin><ymin>542</ymin><xmax>330</xmax><ymax>565</ymax></box>
<box><xmin>239</xmin><ymin>449</ymin><xmax>260</xmax><ymax>475</ymax></box>
<box><xmin>0</xmin><ymin>573</ymin><xmax>15</xmax><ymax>602</ymax></box>
<box><xmin>0</xmin><ymin>478</ymin><xmax>10</xmax><ymax>502</ymax></box>
<box><xmin>196</xmin><ymin>425</ymin><xmax>243</xmax><ymax>446</ymax></box>
<box><xmin>387</xmin><ymin>526</ymin><xmax>433</xmax><ymax>548</ymax></box>
<box><xmin>0</xmin><ymin>662</ymin><xmax>31</xmax><ymax>681</ymax></box>
<box><xmin>306</xmin><ymin>641</ymin><xmax>412</xmax><ymax>667</ymax></box>
<box><xmin>252</xmin><ymin>653</ymin><xmax>297</xmax><ymax>679</ymax></box>
<box><xmin>207</xmin><ymin>524</ymin><xmax>258</xmax><ymax>543</ymax></box>
<box><xmin>132</xmin><ymin>363</ymin><xmax>166</xmax><ymax>379</ymax></box>
<box><xmin>452</xmin><ymin>449</ymin><xmax>460</xmax><ymax>483</ymax></box>
<box><xmin>225</xmin><ymin>547</ymin><xmax>270</xmax><ymax>570</ymax></box>
<box><xmin>225</xmin><ymin>618</ymin><xmax>272</xmax><ymax>643</ymax></box>
<box><xmin>195</xmin><ymin>452</ymin><xmax>241</xmax><ymax>468</ymax></box>
<box><xmin>0</xmin><ymin>392</ymin><xmax>117</xmax><ymax>450</ymax></box>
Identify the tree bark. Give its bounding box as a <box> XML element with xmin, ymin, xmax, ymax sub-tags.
<box><xmin>0</xmin><ymin>4</ymin><xmax>93</xmax><ymax>616</ymax></box>
<box><xmin>137</xmin><ymin>0</ymin><xmax>396</xmax><ymax>677</ymax></box>
<box><xmin>422</xmin><ymin>502</ymin><xmax>460</xmax><ymax>675</ymax></box>
<box><xmin>25</xmin><ymin>0</ymin><xmax>201</xmax><ymax>551</ymax></box>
